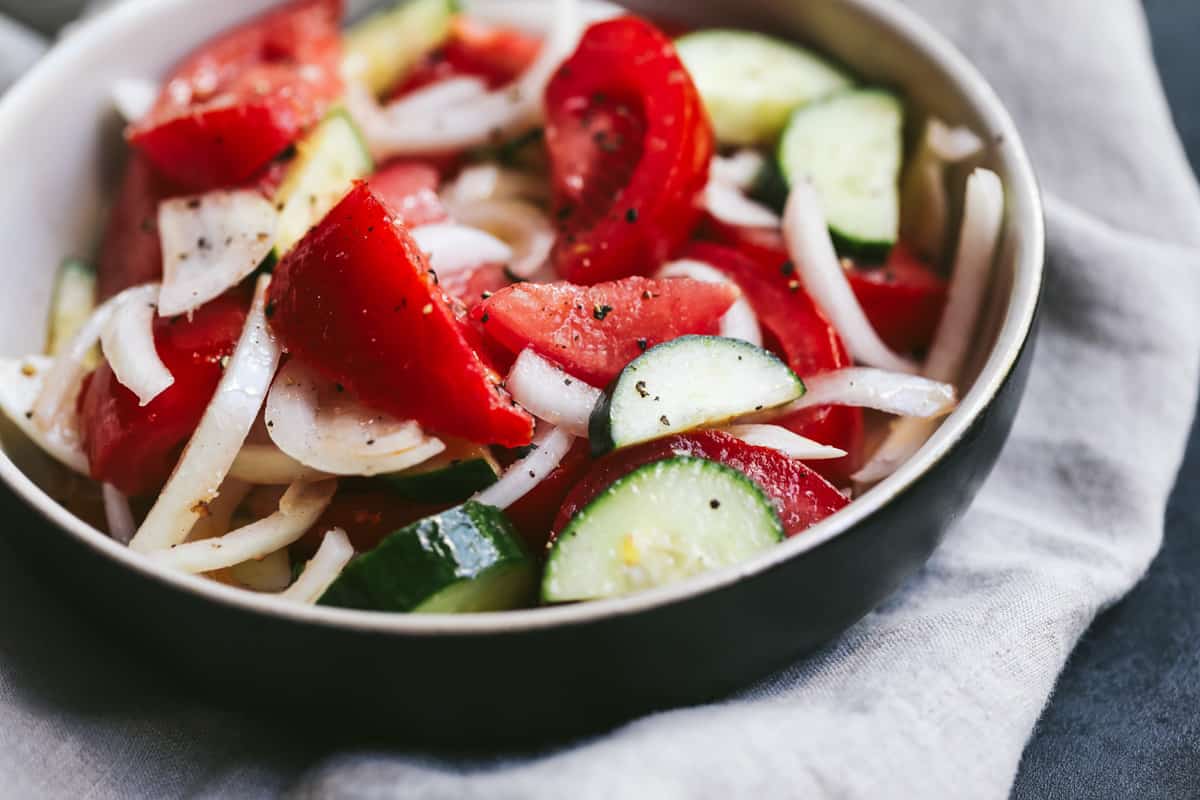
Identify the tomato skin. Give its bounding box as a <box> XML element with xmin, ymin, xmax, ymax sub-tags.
<box><xmin>367</xmin><ymin>161</ymin><xmax>448</xmax><ymax>228</ymax></box>
<box><xmin>295</xmin><ymin>489</ymin><xmax>450</xmax><ymax>557</ymax></box>
<box><xmin>847</xmin><ymin>242</ymin><xmax>948</xmax><ymax>354</ymax></box>
<box><xmin>96</xmin><ymin>154</ymin><xmax>183</xmax><ymax>301</ymax></box>
<box><xmin>80</xmin><ymin>292</ymin><xmax>250</xmax><ymax>496</ymax></box>
<box><xmin>544</xmin><ymin>17</ymin><xmax>714</xmax><ymax>283</ymax></box>
<box><xmin>128</xmin><ymin>0</ymin><xmax>343</xmax><ymax>190</ymax></box>
<box><xmin>504</xmin><ymin>438</ymin><xmax>593</xmax><ymax>552</ymax></box>
<box><xmin>681</xmin><ymin>242</ymin><xmax>864</xmax><ymax>484</ymax></box>
<box><xmin>552</xmin><ymin>430</ymin><xmax>847</xmax><ymax>540</ymax></box>
<box><xmin>392</xmin><ymin>17</ymin><xmax>542</xmax><ymax>98</ymax></box>
<box><xmin>473</xmin><ymin>276</ymin><xmax>739</xmax><ymax>386</ymax></box>
<box><xmin>267</xmin><ymin>182</ymin><xmax>534</xmax><ymax>448</ymax></box>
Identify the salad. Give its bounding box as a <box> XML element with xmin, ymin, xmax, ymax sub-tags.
<box><xmin>0</xmin><ymin>0</ymin><xmax>1004</xmax><ymax>612</ymax></box>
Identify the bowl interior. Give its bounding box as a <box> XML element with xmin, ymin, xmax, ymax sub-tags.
<box><xmin>0</xmin><ymin>0</ymin><xmax>1042</xmax><ymax>632</ymax></box>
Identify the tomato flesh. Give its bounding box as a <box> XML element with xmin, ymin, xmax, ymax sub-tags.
<box><xmin>504</xmin><ymin>438</ymin><xmax>593</xmax><ymax>552</ymax></box>
<box><xmin>473</xmin><ymin>276</ymin><xmax>738</xmax><ymax>386</ymax></box>
<box><xmin>367</xmin><ymin>160</ymin><xmax>448</xmax><ymax>228</ymax></box>
<box><xmin>296</xmin><ymin>489</ymin><xmax>450</xmax><ymax>557</ymax></box>
<box><xmin>267</xmin><ymin>182</ymin><xmax>534</xmax><ymax>447</ymax></box>
<box><xmin>847</xmin><ymin>242</ymin><xmax>948</xmax><ymax>354</ymax></box>
<box><xmin>80</xmin><ymin>292</ymin><xmax>250</xmax><ymax>496</ymax></box>
<box><xmin>96</xmin><ymin>154</ymin><xmax>184</xmax><ymax>301</ymax></box>
<box><xmin>392</xmin><ymin>17</ymin><xmax>542</xmax><ymax>98</ymax></box>
<box><xmin>552</xmin><ymin>430</ymin><xmax>847</xmax><ymax>540</ymax></box>
<box><xmin>128</xmin><ymin>0</ymin><xmax>343</xmax><ymax>190</ymax></box>
<box><xmin>544</xmin><ymin>17</ymin><xmax>713</xmax><ymax>283</ymax></box>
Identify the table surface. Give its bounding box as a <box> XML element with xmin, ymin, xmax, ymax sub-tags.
<box><xmin>1011</xmin><ymin>1</ymin><xmax>1200</xmax><ymax>796</ymax></box>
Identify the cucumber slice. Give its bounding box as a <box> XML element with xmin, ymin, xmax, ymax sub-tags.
<box><xmin>589</xmin><ymin>335</ymin><xmax>804</xmax><ymax>455</ymax></box>
<box><xmin>273</xmin><ymin>111</ymin><xmax>374</xmax><ymax>256</ymax></box>
<box><xmin>376</xmin><ymin>440</ymin><xmax>501</xmax><ymax>504</ymax></box>
<box><xmin>46</xmin><ymin>259</ymin><xmax>96</xmax><ymax>363</ymax></box>
<box><xmin>344</xmin><ymin>0</ymin><xmax>459</xmax><ymax>96</ymax></box>
<box><xmin>543</xmin><ymin>456</ymin><xmax>784</xmax><ymax>602</ymax></box>
<box><xmin>676</xmin><ymin>30</ymin><xmax>852</xmax><ymax>146</ymax></box>
<box><xmin>778</xmin><ymin>88</ymin><xmax>904</xmax><ymax>259</ymax></box>
<box><xmin>318</xmin><ymin>501</ymin><xmax>534</xmax><ymax>613</ymax></box>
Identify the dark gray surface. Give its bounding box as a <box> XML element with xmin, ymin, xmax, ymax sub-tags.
<box><xmin>1012</xmin><ymin>1</ymin><xmax>1200</xmax><ymax>796</ymax></box>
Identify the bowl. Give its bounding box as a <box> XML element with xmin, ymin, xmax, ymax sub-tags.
<box><xmin>0</xmin><ymin>0</ymin><xmax>1043</xmax><ymax>743</ymax></box>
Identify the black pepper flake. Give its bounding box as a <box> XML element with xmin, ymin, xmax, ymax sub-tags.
<box><xmin>641</xmin><ymin>290</ymin><xmax>652</xmax><ymax>300</ymax></box>
<box><xmin>635</xmin><ymin>380</ymin><xmax>649</xmax><ymax>398</ymax></box>
<box><xmin>593</xmin><ymin>304</ymin><xmax>613</xmax><ymax>321</ymax></box>
<box><xmin>754</xmin><ymin>405</ymin><xmax>764</xmax><ymax>411</ymax></box>
<box><xmin>429</xmin><ymin>268</ymin><xmax>439</xmax><ymax>285</ymax></box>
<box><xmin>637</xmin><ymin>338</ymin><xmax>648</xmax><ymax>352</ymax></box>
<box><xmin>564</xmin><ymin>378</ymin><xmax>573</xmax><ymax>386</ymax></box>
<box><xmin>481</xmin><ymin>312</ymin><xmax>490</xmax><ymax>323</ymax></box>
<box><xmin>140</xmin><ymin>217</ymin><xmax>155</xmax><ymax>234</ymax></box>
<box><xmin>781</xmin><ymin>262</ymin><xmax>795</xmax><ymax>276</ymax></box>
<box><xmin>480</xmin><ymin>291</ymin><xmax>492</xmax><ymax>300</ymax></box>
<box><xmin>528</xmin><ymin>470</ymin><xmax>537</xmax><ymax>478</ymax></box>
<box><xmin>335</xmin><ymin>383</ymin><xmax>345</xmax><ymax>393</ymax></box>
<box><xmin>659</xmin><ymin>415</ymin><xmax>671</xmax><ymax>427</ymax></box>
<box><xmin>625</xmin><ymin>208</ymin><xmax>638</xmax><ymax>223</ymax></box>
<box><xmin>186</xmin><ymin>198</ymin><xmax>201</xmax><ymax>210</ymax></box>
<box><xmin>197</xmin><ymin>236</ymin><xmax>210</xmax><ymax>250</ymax></box>
<box><xmin>264</xmin><ymin>300</ymin><xmax>276</xmax><ymax>318</ymax></box>
<box><xmin>23</xmin><ymin>410</ymin><xmax>32</xmax><ymax>420</ymax></box>
<box><xmin>366</xmin><ymin>439</ymin><xmax>376</xmax><ymax>446</ymax></box>
<box><xmin>267</xmin><ymin>420</ymin><xmax>274</xmax><ymax>428</ymax></box>
<box><xmin>557</xmin><ymin>205</ymin><xmax>575</xmax><ymax>221</ymax></box>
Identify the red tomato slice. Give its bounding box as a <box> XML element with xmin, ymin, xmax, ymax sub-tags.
<box><xmin>504</xmin><ymin>438</ymin><xmax>593</xmax><ymax>552</ymax></box>
<box><xmin>80</xmin><ymin>292</ymin><xmax>250</xmax><ymax>496</ymax></box>
<box><xmin>544</xmin><ymin>17</ymin><xmax>713</xmax><ymax>283</ymax></box>
<box><xmin>551</xmin><ymin>430</ymin><xmax>848</xmax><ymax>540</ymax></box>
<box><xmin>847</xmin><ymin>242</ymin><xmax>948</xmax><ymax>354</ymax></box>
<box><xmin>267</xmin><ymin>182</ymin><xmax>534</xmax><ymax>447</ymax></box>
<box><xmin>681</xmin><ymin>242</ymin><xmax>864</xmax><ymax>484</ymax></box>
<box><xmin>367</xmin><ymin>160</ymin><xmax>448</xmax><ymax>228</ymax></box>
<box><xmin>392</xmin><ymin>17</ymin><xmax>542</xmax><ymax>98</ymax></box>
<box><xmin>127</xmin><ymin>0</ymin><xmax>343</xmax><ymax>190</ymax></box>
<box><xmin>96</xmin><ymin>154</ymin><xmax>184</xmax><ymax>301</ymax></box>
<box><xmin>472</xmin><ymin>276</ymin><xmax>739</xmax><ymax>386</ymax></box>
<box><xmin>295</xmin><ymin>489</ymin><xmax>450</xmax><ymax>557</ymax></box>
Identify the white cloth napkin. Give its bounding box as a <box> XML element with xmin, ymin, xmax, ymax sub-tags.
<box><xmin>0</xmin><ymin>0</ymin><xmax>1198</xmax><ymax>797</ymax></box>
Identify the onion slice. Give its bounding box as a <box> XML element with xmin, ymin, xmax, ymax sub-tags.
<box><xmin>506</xmin><ymin>350</ymin><xmax>601</xmax><ymax>436</ymax></box>
<box><xmin>410</xmin><ymin>223</ymin><xmax>514</xmax><ymax>277</ymax></box>
<box><xmin>102</xmin><ymin>483</ymin><xmax>136</xmax><ymax>544</ymax></box>
<box><xmin>901</xmin><ymin>119</ymin><xmax>985</xmax><ymax>262</ymax></box>
<box><xmin>349</xmin><ymin>0</ymin><xmax>581</xmax><ymax>157</ymax></box>
<box><xmin>100</xmin><ymin>286</ymin><xmax>173</xmax><ymax>406</ymax></box>
<box><xmin>442</xmin><ymin>163</ymin><xmax>550</xmax><ymax>207</ymax></box>
<box><xmin>385</xmin><ymin>76</ymin><xmax>489</xmax><ymax>116</ymax></box>
<box><xmin>111</xmin><ymin>77</ymin><xmax>158</xmax><ymax>124</ymax></box>
<box><xmin>280</xmin><ymin>528</ymin><xmax>355</xmax><ymax>604</ymax></box>
<box><xmin>157</xmin><ymin>190</ymin><xmax>278</xmax><ymax>317</ymax></box>
<box><xmin>719</xmin><ymin>424</ymin><xmax>846</xmax><ymax>460</ymax></box>
<box><xmin>449</xmin><ymin>200</ymin><xmax>555</xmax><ymax>279</ymax></box>
<box><xmin>130</xmin><ymin>275</ymin><xmax>282</xmax><ymax>553</ymax></box>
<box><xmin>0</xmin><ymin>356</ymin><xmax>88</xmax><ymax>474</ymax></box>
<box><xmin>148</xmin><ymin>479</ymin><xmax>336</xmax><ymax>574</ymax></box>
<box><xmin>229</xmin><ymin>442</ymin><xmax>331</xmax><ymax>485</ymax></box>
<box><xmin>783</xmin><ymin>181</ymin><xmax>918</xmax><ymax>374</ymax></box>
<box><xmin>474</xmin><ymin>425</ymin><xmax>574</xmax><ymax>510</ymax></box>
<box><xmin>230</xmin><ymin>549</ymin><xmax>293</xmax><ymax>592</ymax></box>
<box><xmin>741</xmin><ymin>368</ymin><xmax>958</xmax><ymax>422</ymax></box>
<box><xmin>461</xmin><ymin>0</ymin><xmax>621</xmax><ymax>31</ymax></box>
<box><xmin>710</xmin><ymin>150</ymin><xmax>767</xmax><ymax>192</ymax></box>
<box><xmin>656</xmin><ymin>260</ymin><xmax>763</xmax><ymax>346</ymax></box>
<box><xmin>854</xmin><ymin>169</ymin><xmax>1004</xmax><ymax>485</ymax></box>
<box><xmin>187</xmin><ymin>478</ymin><xmax>252</xmax><ymax>542</ymax></box>
<box><xmin>265</xmin><ymin>359</ymin><xmax>445</xmax><ymax>476</ymax></box>
<box><xmin>703</xmin><ymin>181</ymin><xmax>781</xmax><ymax>229</ymax></box>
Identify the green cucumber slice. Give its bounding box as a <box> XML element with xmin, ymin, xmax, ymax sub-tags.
<box><xmin>543</xmin><ymin>456</ymin><xmax>784</xmax><ymax>602</ymax></box>
<box><xmin>318</xmin><ymin>501</ymin><xmax>534</xmax><ymax>613</ymax></box>
<box><xmin>273</xmin><ymin>111</ymin><xmax>374</xmax><ymax>256</ymax></box>
<box><xmin>676</xmin><ymin>29</ymin><xmax>852</xmax><ymax>146</ymax></box>
<box><xmin>46</xmin><ymin>259</ymin><xmax>96</xmax><ymax>363</ymax></box>
<box><xmin>377</xmin><ymin>440</ymin><xmax>501</xmax><ymax>504</ymax></box>
<box><xmin>589</xmin><ymin>335</ymin><xmax>804</xmax><ymax>455</ymax></box>
<box><xmin>344</xmin><ymin>0</ymin><xmax>459</xmax><ymax>96</ymax></box>
<box><xmin>777</xmin><ymin>88</ymin><xmax>904</xmax><ymax>259</ymax></box>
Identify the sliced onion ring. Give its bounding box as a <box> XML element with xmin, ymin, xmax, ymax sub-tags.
<box><xmin>703</xmin><ymin>181</ymin><xmax>781</xmax><ymax>229</ymax></box>
<box><xmin>740</xmin><ymin>368</ymin><xmax>958</xmax><ymax>423</ymax></box>
<box><xmin>719</xmin><ymin>424</ymin><xmax>846</xmax><ymax>460</ymax></box>
<box><xmin>148</xmin><ymin>479</ymin><xmax>336</xmax><ymax>574</ymax></box>
<box><xmin>280</xmin><ymin>528</ymin><xmax>355</xmax><ymax>604</ymax></box>
<box><xmin>474</xmin><ymin>425</ymin><xmax>574</xmax><ymax>510</ymax></box>
<box><xmin>410</xmin><ymin>223</ymin><xmax>514</xmax><ymax>278</ymax></box>
<box><xmin>783</xmin><ymin>181</ymin><xmax>918</xmax><ymax>374</ymax></box>
<box><xmin>100</xmin><ymin>287</ymin><xmax>173</xmax><ymax>406</ymax></box>
<box><xmin>506</xmin><ymin>349</ymin><xmax>601</xmax><ymax>436</ymax></box>
<box><xmin>710</xmin><ymin>150</ymin><xmax>767</xmax><ymax>192</ymax></box>
<box><xmin>901</xmin><ymin>119</ymin><xmax>985</xmax><ymax>262</ymax></box>
<box><xmin>130</xmin><ymin>275</ymin><xmax>282</xmax><ymax>553</ymax></box>
<box><xmin>186</xmin><ymin>478</ymin><xmax>252</xmax><ymax>542</ymax></box>
<box><xmin>265</xmin><ymin>359</ymin><xmax>445</xmax><ymax>476</ymax></box>
<box><xmin>461</xmin><ymin>0</ymin><xmax>621</xmax><ymax>32</ymax></box>
<box><xmin>230</xmin><ymin>549</ymin><xmax>293</xmax><ymax>592</ymax></box>
<box><xmin>449</xmin><ymin>200</ymin><xmax>555</xmax><ymax>279</ymax></box>
<box><xmin>102</xmin><ymin>483</ymin><xmax>136</xmax><ymax>544</ymax></box>
<box><xmin>0</xmin><ymin>356</ymin><xmax>88</xmax><ymax>474</ymax></box>
<box><xmin>229</xmin><ymin>442</ymin><xmax>331</xmax><ymax>485</ymax></box>
<box><xmin>385</xmin><ymin>76</ymin><xmax>489</xmax><ymax>116</ymax></box>
<box><xmin>443</xmin><ymin>163</ymin><xmax>550</xmax><ymax>207</ymax></box>
<box><xmin>656</xmin><ymin>259</ymin><xmax>762</xmax><ymax>347</ymax></box>
<box><xmin>112</xmin><ymin>77</ymin><xmax>158</xmax><ymax>124</ymax></box>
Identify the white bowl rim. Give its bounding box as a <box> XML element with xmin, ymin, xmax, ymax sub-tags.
<box><xmin>0</xmin><ymin>0</ymin><xmax>1044</xmax><ymax>636</ymax></box>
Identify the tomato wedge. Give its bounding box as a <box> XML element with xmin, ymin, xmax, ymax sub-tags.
<box><xmin>128</xmin><ymin>0</ymin><xmax>343</xmax><ymax>190</ymax></box>
<box><xmin>295</xmin><ymin>489</ymin><xmax>450</xmax><ymax>557</ymax></box>
<box><xmin>267</xmin><ymin>182</ymin><xmax>534</xmax><ymax>447</ymax></box>
<box><xmin>682</xmin><ymin>242</ymin><xmax>864</xmax><ymax>484</ymax></box>
<box><xmin>544</xmin><ymin>17</ymin><xmax>713</xmax><ymax>283</ymax></box>
<box><xmin>96</xmin><ymin>154</ymin><xmax>184</xmax><ymax>301</ymax></box>
<box><xmin>80</xmin><ymin>292</ymin><xmax>250</xmax><ymax>496</ymax></box>
<box><xmin>552</xmin><ymin>430</ymin><xmax>848</xmax><ymax>539</ymax></box>
<box><xmin>367</xmin><ymin>161</ymin><xmax>448</xmax><ymax>228</ymax></box>
<box><xmin>472</xmin><ymin>276</ymin><xmax>738</xmax><ymax>386</ymax></box>
<box><xmin>847</xmin><ymin>242</ymin><xmax>948</xmax><ymax>354</ymax></box>
<box><xmin>392</xmin><ymin>17</ymin><xmax>542</xmax><ymax>98</ymax></box>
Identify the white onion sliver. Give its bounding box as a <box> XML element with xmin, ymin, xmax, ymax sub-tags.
<box><xmin>230</xmin><ymin>548</ymin><xmax>293</xmax><ymax>592</ymax></box>
<box><xmin>158</xmin><ymin>190</ymin><xmax>278</xmax><ymax>317</ymax></box>
<box><xmin>703</xmin><ymin>182</ymin><xmax>781</xmax><ymax>229</ymax></box>
<box><xmin>100</xmin><ymin>287</ymin><xmax>173</xmax><ymax>406</ymax></box>
<box><xmin>450</xmin><ymin>200</ymin><xmax>555</xmax><ymax>279</ymax></box>
<box><xmin>719</xmin><ymin>424</ymin><xmax>846</xmax><ymax>461</ymax></box>
<box><xmin>927</xmin><ymin>120</ymin><xmax>985</xmax><ymax>162</ymax></box>
<box><xmin>33</xmin><ymin>282</ymin><xmax>158</xmax><ymax>434</ymax></box>
<box><xmin>656</xmin><ymin>260</ymin><xmax>763</xmax><ymax>347</ymax></box>
<box><xmin>385</xmin><ymin>76</ymin><xmax>489</xmax><ymax>116</ymax></box>
<box><xmin>710</xmin><ymin>150</ymin><xmax>767</xmax><ymax>192</ymax></box>
<box><xmin>0</xmin><ymin>356</ymin><xmax>88</xmax><ymax>474</ymax></box>
<box><xmin>148</xmin><ymin>479</ymin><xmax>336</xmax><ymax>574</ymax></box>
<box><xmin>851</xmin><ymin>417</ymin><xmax>935</xmax><ymax>485</ymax></box>
<box><xmin>901</xmin><ymin>119</ymin><xmax>984</xmax><ymax>261</ymax></box>
<box><xmin>506</xmin><ymin>350</ymin><xmax>600</xmax><ymax>436</ymax></box>
<box><xmin>474</xmin><ymin>426</ymin><xmax>574</xmax><ymax>510</ymax></box>
<box><xmin>443</xmin><ymin>164</ymin><xmax>549</xmax><ymax>207</ymax></box>
<box><xmin>112</xmin><ymin>77</ymin><xmax>158</xmax><ymax>123</ymax></box>
<box><xmin>187</xmin><ymin>478</ymin><xmax>252</xmax><ymax>542</ymax></box>
<box><xmin>229</xmin><ymin>443</ymin><xmax>331</xmax><ymax>485</ymax></box>
<box><xmin>410</xmin><ymin>224</ymin><xmax>514</xmax><ymax>277</ymax></box>
<box><xmin>783</xmin><ymin>181</ymin><xmax>918</xmax><ymax>374</ymax></box>
<box><xmin>280</xmin><ymin>528</ymin><xmax>355</xmax><ymax>604</ymax></box>
<box><xmin>743</xmin><ymin>368</ymin><xmax>958</xmax><ymax>422</ymax></box>
<box><xmin>130</xmin><ymin>275</ymin><xmax>282</xmax><ymax>553</ymax></box>
<box><xmin>265</xmin><ymin>359</ymin><xmax>445</xmax><ymax>476</ymax></box>
<box><xmin>461</xmin><ymin>0</ymin><xmax>621</xmax><ymax>32</ymax></box>
<box><xmin>102</xmin><ymin>483</ymin><xmax>136</xmax><ymax>544</ymax></box>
